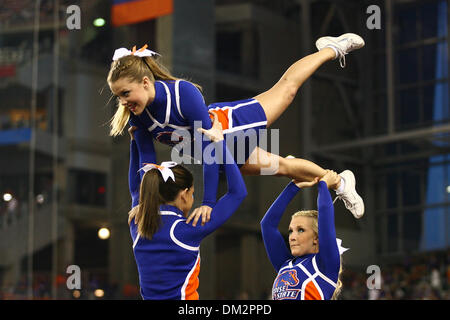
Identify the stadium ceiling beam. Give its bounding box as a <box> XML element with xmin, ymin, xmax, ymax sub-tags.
<box><xmin>372</xmin><ymin>146</ymin><xmax>450</xmax><ymax>166</ymax></box>
<box><xmin>310</xmin><ymin>151</ymin><xmax>365</xmax><ymax>165</ymax></box>
<box><xmin>311</xmin><ymin>123</ymin><xmax>450</xmax><ymax>153</ymax></box>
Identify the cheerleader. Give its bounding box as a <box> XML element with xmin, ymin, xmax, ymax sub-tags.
<box><xmin>127</xmin><ymin>113</ymin><xmax>247</xmax><ymax>299</ymax></box>
<box><xmin>260</xmin><ymin>170</ymin><xmax>348</xmax><ymax>300</ymax></box>
<box><xmin>109</xmin><ymin>33</ymin><xmax>365</xmax><ymax>225</ymax></box>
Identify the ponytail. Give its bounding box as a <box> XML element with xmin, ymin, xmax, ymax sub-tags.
<box><xmin>136</xmin><ymin>170</ymin><xmax>162</xmax><ymax>239</ymax></box>
<box><xmin>331</xmin><ymin>258</ymin><xmax>344</xmax><ymax>300</ymax></box>
<box><xmin>130</xmin><ymin>165</ymin><xmax>193</xmax><ymax>240</ymax></box>
<box><xmin>107</xmin><ymin>54</ymin><xmax>202</xmax><ymax>136</ymax></box>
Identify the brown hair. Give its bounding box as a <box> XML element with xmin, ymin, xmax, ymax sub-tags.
<box><xmin>129</xmin><ymin>165</ymin><xmax>193</xmax><ymax>240</ymax></box>
<box><xmin>107</xmin><ymin>54</ymin><xmax>202</xmax><ymax>137</ymax></box>
<box><xmin>291</xmin><ymin>210</ymin><xmax>343</xmax><ymax>300</ymax></box>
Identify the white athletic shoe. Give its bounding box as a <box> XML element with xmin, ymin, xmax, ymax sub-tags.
<box><xmin>315</xmin><ymin>33</ymin><xmax>365</xmax><ymax>68</ymax></box>
<box><xmin>335</xmin><ymin>170</ymin><xmax>365</xmax><ymax>219</ymax></box>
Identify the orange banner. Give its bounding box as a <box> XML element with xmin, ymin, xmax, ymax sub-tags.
<box><xmin>112</xmin><ymin>0</ymin><xmax>173</xmax><ymax>27</ymax></box>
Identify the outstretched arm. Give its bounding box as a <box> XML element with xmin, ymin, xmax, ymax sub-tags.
<box><xmin>316</xmin><ymin>172</ymin><xmax>340</xmax><ymax>282</ymax></box>
<box><xmin>173</xmin><ymin>119</ymin><xmax>247</xmax><ymax>243</ymax></box>
<box><xmin>128</xmin><ymin>125</ymin><xmax>156</xmax><ymax>208</ymax></box>
<box><xmin>174</xmin><ymin>140</ymin><xmax>246</xmax><ymax>243</ymax></box>
<box><xmin>128</xmin><ymin>127</ymin><xmax>140</xmax><ymax>208</ymax></box>
<box><xmin>260</xmin><ymin>182</ymin><xmax>299</xmax><ymax>271</ymax></box>
<box><xmin>134</xmin><ymin>125</ymin><xmax>156</xmax><ymax>181</ymax></box>
<box><xmin>178</xmin><ymin>81</ymin><xmax>219</xmax><ymax>213</ymax></box>
<box><xmin>260</xmin><ymin>178</ymin><xmax>319</xmax><ymax>272</ymax></box>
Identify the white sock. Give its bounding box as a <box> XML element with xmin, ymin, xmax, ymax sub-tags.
<box><xmin>325</xmin><ymin>45</ymin><xmax>339</xmax><ymax>59</ymax></box>
<box><xmin>336</xmin><ymin>176</ymin><xmax>345</xmax><ymax>193</ymax></box>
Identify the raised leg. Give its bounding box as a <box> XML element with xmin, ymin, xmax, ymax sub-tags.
<box><xmin>241</xmin><ymin>147</ymin><xmax>365</xmax><ymax>219</ymax></box>
<box><xmin>254</xmin><ymin>33</ymin><xmax>365</xmax><ymax>127</ymax></box>
<box><xmin>240</xmin><ymin>147</ymin><xmax>341</xmax><ymax>189</ymax></box>
<box><xmin>253</xmin><ymin>48</ymin><xmax>335</xmax><ymax>127</ymax></box>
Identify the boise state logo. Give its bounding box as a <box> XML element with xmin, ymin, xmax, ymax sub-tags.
<box><xmin>155</xmin><ymin>131</ymin><xmax>185</xmax><ymax>147</ymax></box>
<box><xmin>272</xmin><ymin>269</ymin><xmax>301</xmax><ymax>300</ymax></box>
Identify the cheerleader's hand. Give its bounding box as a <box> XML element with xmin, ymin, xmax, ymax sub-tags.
<box><xmin>320</xmin><ymin>170</ymin><xmax>340</xmax><ymax>189</ymax></box>
<box><xmin>197</xmin><ymin>111</ymin><xmax>224</xmax><ymax>142</ymax></box>
<box><xmin>186</xmin><ymin>205</ymin><xmax>212</xmax><ymax>227</ymax></box>
<box><xmin>292</xmin><ymin>177</ymin><xmax>320</xmax><ymax>189</ymax></box>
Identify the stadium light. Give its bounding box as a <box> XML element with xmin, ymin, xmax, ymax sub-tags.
<box><xmin>36</xmin><ymin>194</ymin><xmax>44</xmax><ymax>204</ymax></box>
<box><xmin>94</xmin><ymin>289</ymin><xmax>105</xmax><ymax>298</ymax></box>
<box><xmin>73</xmin><ymin>290</ymin><xmax>81</xmax><ymax>299</ymax></box>
<box><xmin>98</xmin><ymin>227</ymin><xmax>110</xmax><ymax>240</ymax></box>
<box><xmin>93</xmin><ymin>18</ymin><xmax>105</xmax><ymax>27</ymax></box>
<box><xmin>3</xmin><ymin>193</ymin><xmax>12</xmax><ymax>202</ymax></box>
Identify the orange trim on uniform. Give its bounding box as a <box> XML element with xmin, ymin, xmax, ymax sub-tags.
<box><xmin>112</xmin><ymin>0</ymin><xmax>173</xmax><ymax>27</ymax></box>
<box><xmin>304</xmin><ymin>281</ymin><xmax>322</xmax><ymax>300</ymax></box>
<box><xmin>185</xmin><ymin>257</ymin><xmax>201</xmax><ymax>300</ymax></box>
<box><xmin>209</xmin><ymin>109</ymin><xmax>230</xmax><ymax>131</ymax></box>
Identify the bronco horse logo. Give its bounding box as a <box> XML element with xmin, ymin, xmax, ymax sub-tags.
<box><xmin>155</xmin><ymin>131</ymin><xmax>185</xmax><ymax>147</ymax></box>
<box><xmin>272</xmin><ymin>269</ymin><xmax>301</xmax><ymax>300</ymax></box>
<box><xmin>275</xmin><ymin>270</ymin><xmax>299</xmax><ymax>287</ymax></box>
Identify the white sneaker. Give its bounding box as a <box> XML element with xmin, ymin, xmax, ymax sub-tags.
<box><xmin>315</xmin><ymin>33</ymin><xmax>365</xmax><ymax>68</ymax></box>
<box><xmin>335</xmin><ymin>170</ymin><xmax>364</xmax><ymax>219</ymax></box>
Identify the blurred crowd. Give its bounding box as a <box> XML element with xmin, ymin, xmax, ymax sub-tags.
<box><xmin>340</xmin><ymin>249</ymin><xmax>450</xmax><ymax>300</ymax></box>
<box><xmin>218</xmin><ymin>249</ymin><xmax>450</xmax><ymax>300</ymax></box>
<box><xmin>0</xmin><ymin>248</ymin><xmax>449</xmax><ymax>300</ymax></box>
<box><xmin>0</xmin><ymin>272</ymin><xmax>141</xmax><ymax>300</ymax></box>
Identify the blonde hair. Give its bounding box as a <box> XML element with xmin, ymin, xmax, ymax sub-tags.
<box><xmin>107</xmin><ymin>54</ymin><xmax>202</xmax><ymax>137</ymax></box>
<box><xmin>291</xmin><ymin>210</ymin><xmax>343</xmax><ymax>300</ymax></box>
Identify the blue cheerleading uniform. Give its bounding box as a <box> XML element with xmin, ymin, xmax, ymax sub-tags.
<box><xmin>128</xmin><ymin>137</ymin><xmax>247</xmax><ymax>300</ymax></box>
<box><xmin>130</xmin><ymin>79</ymin><xmax>267</xmax><ymax>207</ymax></box>
<box><xmin>260</xmin><ymin>181</ymin><xmax>341</xmax><ymax>300</ymax></box>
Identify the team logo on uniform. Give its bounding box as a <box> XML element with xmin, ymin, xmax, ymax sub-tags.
<box><xmin>155</xmin><ymin>131</ymin><xmax>185</xmax><ymax>146</ymax></box>
<box><xmin>272</xmin><ymin>269</ymin><xmax>301</xmax><ymax>300</ymax></box>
